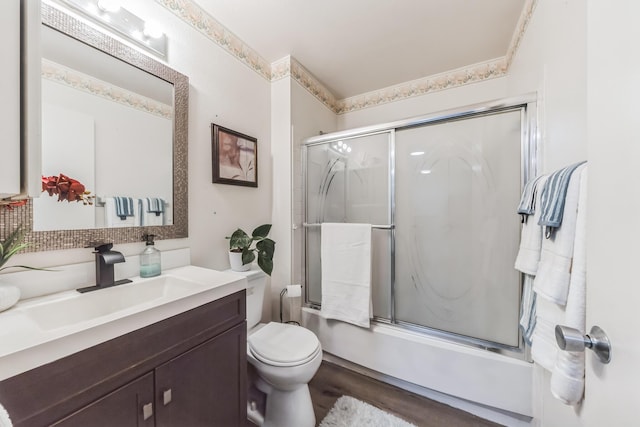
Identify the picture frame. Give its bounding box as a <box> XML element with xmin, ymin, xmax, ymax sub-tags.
<box><xmin>211</xmin><ymin>124</ymin><xmax>258</xmax><ymax>187</ymax></box>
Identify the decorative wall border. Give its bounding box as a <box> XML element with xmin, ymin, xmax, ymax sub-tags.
<box><xmin>157</xmin><ymin>0</ymin><xmax>537</xmax><ymax>115</ymax></box>
<box><xmin>155</xmin><ymin>0</ymin><xmax>271</xmax><ymax>80</ymax></box>
<box><xmin>42</xmin><ymin>59</ymin><xmax>174</xmax><ymax>119</ymax></box>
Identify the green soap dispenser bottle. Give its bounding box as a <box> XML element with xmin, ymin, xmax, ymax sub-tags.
<box><xmin>140</xmin><ymin>234</ymin><xmax>161</xmax><ymax>278</ymax></box>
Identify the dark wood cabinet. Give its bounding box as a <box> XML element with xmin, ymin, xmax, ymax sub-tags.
<box><xmin>53</xmin><ymin>373</ymin><xmax>155</xmax><ymax>427</ymax></box>
<box><xmin>155</xmin><ymin>323</ymin><xmax>247</xmax><ymax>427</ymax></box>
<box><xmin>0</xmin><ymin>290</ymin><xmax>247</xmax><ymax>427</ymax></box>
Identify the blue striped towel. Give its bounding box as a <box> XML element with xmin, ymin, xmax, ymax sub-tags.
<box><xmin>517</xmin><ymin>175</ymin><xmax>544</xmax><ymax>223</ymax></box>
<box><xmin>146</xmin><ymin>198</ymin><xmax>165</xmax><ymax>216</ymax></box>
<box><xmin>538</xmin><ymin>161</ymin><xmax>587</xmax><ymax>235</ymax></box>
<box><xmin>113</xmin><ymin>197</ymin><xmax>134</xmax><ymax>220</ymax></box>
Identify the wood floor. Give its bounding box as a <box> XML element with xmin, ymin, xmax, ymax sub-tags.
<box><xmin>309</xmin><ymin>361</ymin><xmax>503</xmax><ymax>427</ymax></box>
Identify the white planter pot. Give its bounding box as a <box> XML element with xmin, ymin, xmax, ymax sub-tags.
<box><xmin>0</xmin><ymin>282</ymin><xmax>20</xmax><ymax>312</ymax></box>
<box><xmin>229</xmin><ymin>251</ymin><xmax>251</xmax><ymax>272</ymax></box>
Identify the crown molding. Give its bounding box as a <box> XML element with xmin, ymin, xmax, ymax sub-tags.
<box><xmin>156</xmin><ymin>0</ymin><xmax>271</xmax><ymax>80</ymax></box>
<box><xmin>42</xmin><ymin>58</ymin><xmax>174</xmax><ymax>119</ymax></box>
<box><xmin>157</xmin><ymin>0</ymin><xmax>537</xmax><ymax>115</ymax></box>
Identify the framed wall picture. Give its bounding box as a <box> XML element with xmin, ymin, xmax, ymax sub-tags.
<box><xmin>211</xmin><ymin>124</ymin><xmax>258</xmax><ymax>187</ymax></box>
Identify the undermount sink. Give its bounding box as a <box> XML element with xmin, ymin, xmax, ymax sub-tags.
<box><xmin>21</xmin><ymin>275</ymin><xmax>203</xmax><ymax>331</ymax></box>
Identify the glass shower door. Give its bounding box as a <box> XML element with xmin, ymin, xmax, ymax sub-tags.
<box><xmin>394</xmin><ymin>110</ymin><xmax>523</xmax><ymax>347</ymax></box>
<box><xmin>304</xmin><ymin>132</ymin><xmax>392</xmax><ymax>319</ymax></box>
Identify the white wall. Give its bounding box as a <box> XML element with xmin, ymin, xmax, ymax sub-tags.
<box><xmin>506</xmin><ymin>1</ymin><xmax>587</xmax><ymax>426</ymax></box>
<box><xmin>8</xmin><ymin>0</ymin><xmax>273</xmax><ymax>284</ymax></box>
<box><xmin>270</xmin><ymin>77</ymin><xmax>337</xmax><ymax>320</ymax></box>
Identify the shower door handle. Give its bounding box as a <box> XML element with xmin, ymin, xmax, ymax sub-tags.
<box><xmin>555</xmin><ymin>325</ymin><xmax>611</xmax><ymax>363</ymax></box>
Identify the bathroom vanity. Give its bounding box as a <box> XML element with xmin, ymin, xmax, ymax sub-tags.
<box><xmin>0</xmin><ymin>266</ymin><xmax>248</xmax><ymax>426</ymax></box>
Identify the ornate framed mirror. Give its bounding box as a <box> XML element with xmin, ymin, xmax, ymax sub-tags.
<box><xmin>1</xmin><ymin>3</ymin><xmax>188</xmax><ymax>252</ymax></box>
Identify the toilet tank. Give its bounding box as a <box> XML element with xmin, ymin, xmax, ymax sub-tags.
<box><xmin>227</xmin><ymin>267</ymin><xmax>267</xmax><ymax>329</ymax></box>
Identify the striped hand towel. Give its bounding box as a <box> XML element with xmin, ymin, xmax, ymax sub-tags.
<box><xmin>517</xmin><ymin>175</ymin><xmax>544</xmax><ymax>222</ymax></box>
<box><xmin>146</xmin><ymin>198</ymin><xmax>165</xmax><ymax>216</ymax></box>
<box><xmin>538</xmin><ymin>161</ymin><xmax>587</xmax><ymax>236</ymax></box>
<box><xmin>113</xmin><ymin>197</ymin><xmax>134</xmax><ymax>220</ymax></box>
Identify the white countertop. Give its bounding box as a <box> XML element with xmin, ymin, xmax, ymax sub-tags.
<box><xmin>0</xmin><ymin>265</ymin><xmax>247</xmax><ymax>381</ymax></box>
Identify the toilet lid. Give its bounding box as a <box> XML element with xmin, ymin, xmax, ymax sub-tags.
<box><xmin>248</xmin><ymin>322</ymin><xmax>320</xmax><ymax>367</ymax></box>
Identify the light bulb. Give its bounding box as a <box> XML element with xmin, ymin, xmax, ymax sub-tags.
<box><xmin>410</xmin><ymin>151</ymin><xmax>425</xmax><ymax>156</ymax></box>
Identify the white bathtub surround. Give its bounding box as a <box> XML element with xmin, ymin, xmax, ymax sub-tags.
<box><xmin>303</xmin><ymin>308</ymin><xmax>533</xmax><ymax>419</ymax></box>
<box><xmin>320</xmin><ymin>223</ymin><xmax>372</xmax><ymax>328</ymax></box>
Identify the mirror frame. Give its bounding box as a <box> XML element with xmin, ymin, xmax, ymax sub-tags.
<box><xmin>3</xmin><ymin>3</ymin><xmax>188</xmax><ymax>252</ymax></box>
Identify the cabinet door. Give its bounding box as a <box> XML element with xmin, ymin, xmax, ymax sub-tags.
<box><xmin>155</xmin><ymin>322</ymin><xmax>247</xmax><ymax>427</ymax></box>
<box><xmin>0</xmin><ymin>0</ymin><xmax>20</xmax><ymax>197</ymax></box>
<box><xmin>52</xmin><ymin>372</ymin><xmax>155</xmax><ymax>427</ymax></box>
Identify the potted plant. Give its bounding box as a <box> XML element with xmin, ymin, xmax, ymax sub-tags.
<box><xmin>227</xmin><ymin>224</ymin><xmax>275</xmax><ymax>275</ymax></box>
<box><xmin>0</xmin><ymin>225</ymin><xmax>46</xmax><ymax>312</ymax></box>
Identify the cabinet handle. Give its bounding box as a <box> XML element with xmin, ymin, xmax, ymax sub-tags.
<box><xmin>163</xmin><ymin>388</ymin><xmax>173</xmax><ymax>406</ymax></box>
<box><xmin>142</xmin><ymin>402</ymin><xmax>153</xmax><ymax>420</ymax></box>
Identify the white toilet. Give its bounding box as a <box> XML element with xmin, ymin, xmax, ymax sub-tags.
<box><xmin>234</xmin><ymin>267</ymin><xmax>322</xmax><ymax>427</ymax></box>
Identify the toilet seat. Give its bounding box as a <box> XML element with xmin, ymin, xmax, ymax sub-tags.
<box><xmin>248</xmin><ymin>322</ymin><xmax>321</xmax><ymax>367</ymax></box>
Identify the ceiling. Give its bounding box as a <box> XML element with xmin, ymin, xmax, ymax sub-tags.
<box><xmin>195</xmin><ymin>0</ymin><xmax>526</xmax><ymax>99</ymax></box>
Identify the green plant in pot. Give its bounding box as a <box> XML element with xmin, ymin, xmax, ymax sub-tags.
<box><xmin>0</xmin><ymin>225</ymin><xmax>47</xmax><ymax>312</ymax></box>
<box><xmin>228</xmin><ymin>224</ymin><xmax>275</xmax><ymax>275</ymax></box>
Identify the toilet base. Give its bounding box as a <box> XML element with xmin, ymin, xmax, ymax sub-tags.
<box><xmin>262</xmin><ymin>383</ymin><xmax>315</xmax><ymax>427</ymax></box>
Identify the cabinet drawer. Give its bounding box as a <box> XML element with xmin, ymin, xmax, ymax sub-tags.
<box><xmin>0</xmin><ymin>290</ymin><xmax>246</xmax><ymax>426</ymax></box>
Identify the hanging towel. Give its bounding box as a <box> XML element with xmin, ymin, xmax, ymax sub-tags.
<box><xmin>534</xmin><ymin>163</ymin><xmax>586</xmax><ymax>305</ymax></box>
<box><xmin>320</xmin><ymin>223</ymin><xmax>372</xmax><ymax>328</ymax></box>
<box><xmin>0</xmin><ymin>403</ymin><xmax>12</xmax><ymax>427</ymax></box>
<box><xmin>140</xmin><ymin>198</ymin><xmax>165</xmax><ymax>226</ymax></box>
<box><xmin>105</xmin><ymin>197</ymin><xmax>140</xmax><ymax>228</ymax></box>
<box><xmin>114</xmin><ymin>196</ymin><xmax>135</xmax><ymax>220</ymax></box>
<box><xmin>517</xmin><ymin>175</ymin><xmax>544</xmax><ymax>221</ymax></box>
<box><xmin>515</xmin><ymin>175</ymin><xmax>548</xmax><ymax>275</ymax></box>
<box><xmin>519</xmin><ymin>274</ymin><xmax>537</xmax><ymax>345</ymax></box>
<box><xmin>538</xmin><ymin>161</ymin><xmax>587</xmax><ymax>237</ymax></box>
<box><xmin>550</xmin><ymin>168</ymin><xmax>588</xmax><ymax>405</ymax></box>
<box><xmin>530</xmin><ymin>297</ymin><xmax>565</xmax><ymax>372</ymax></box>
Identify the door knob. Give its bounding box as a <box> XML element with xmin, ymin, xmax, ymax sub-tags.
<box><xmin>555</xmin><ymin>325</ymin><xmax>611</xmax><ymax>364</ymax></box>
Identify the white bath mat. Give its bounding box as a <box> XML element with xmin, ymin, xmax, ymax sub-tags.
<box><xmin>319</xmin><ymin>395</ymin><xmax>417</xmax><ymax>427</ymax></box>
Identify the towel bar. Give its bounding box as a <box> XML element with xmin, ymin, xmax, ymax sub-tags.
<box><xmin>302</xmin><ymin>222</ymin><xmax>394</xmax><ymax>230</ymax></box>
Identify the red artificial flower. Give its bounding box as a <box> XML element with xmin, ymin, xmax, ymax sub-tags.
<box><xmin>41</xmin><ymin>174</ymin><xmax>93</xmax><ymax>204</ymax></box>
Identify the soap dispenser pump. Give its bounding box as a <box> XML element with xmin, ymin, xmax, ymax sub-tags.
<box><xmin>140</xmin><ymin>234</ymin><xmax>161</xmax><ymax>278</ymax></box>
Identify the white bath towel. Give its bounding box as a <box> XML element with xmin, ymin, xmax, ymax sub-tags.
<box><xmin>515</xmin><ymin>175</ymin><xmax>548</xmax><ymax>275</ymax></box>
<box><xmin>140</xmin><ymin>198</ymin><xmax>165</xmax><ymax>226</ymax></box>
<box><xmin>550</xmin><ymin>168</ymin><xmax>588</xmax><ymax>405</ymax></box>
<box><xmin>519</xmin><ymin>274</ymin><xmax>537</xmax><ymax>345</ymax></box>
<box><xmin>0</xmin><ymin>403</ymin><xmax>12</xmax><ymax>427</ymax></box>
<box><xmin>105</xmin><ymin>197</ymin><xmax>140</xmax><ymax>228</ymax></box>
<box><xmin>320</xmin><ymin>223</ymin><xmax>372</xmax><ymax>328</ymax></box>
<box><xmin>534</xmin><ymin>163</ymin><xmax>586</xmax><ymax>305</ymax></box>
<box><xmin>530</xmin><ymin>297</ymin><xmax>565</xmax><ymax>372</ymax></box>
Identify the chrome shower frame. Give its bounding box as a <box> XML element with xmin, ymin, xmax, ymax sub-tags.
<box><xmin>301</xmin><ymin>94</ymin><xmax>539</xmax><ymax>360</ymax></box>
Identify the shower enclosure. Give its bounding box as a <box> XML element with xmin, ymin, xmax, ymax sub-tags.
<box><xmin>302</xmin><ymin>96</ymin><xmax>537</xmax><ymax>353</ymax></box>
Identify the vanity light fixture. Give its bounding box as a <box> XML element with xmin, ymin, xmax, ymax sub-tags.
<box><xmin>48</xmin><ymin>0</ymin><xmax>168</xmax><ymax>58</ymax></box>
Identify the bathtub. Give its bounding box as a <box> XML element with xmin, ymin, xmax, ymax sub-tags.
<box><xmin>302</xmin><ymin>307</ymin><xmax>533</xmax><ymax>425</ymax></box>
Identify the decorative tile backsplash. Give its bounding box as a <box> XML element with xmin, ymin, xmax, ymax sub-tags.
<box><xmin>157</xmin><ymin>0</ymin><xmax>537</xmax><ymax>114</ymax></box>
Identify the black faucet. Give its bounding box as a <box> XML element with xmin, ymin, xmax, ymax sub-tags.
<box><xmin>77</xmin><ymin>243</ymin><xmax>132</xmax><ymax>293</ymax></box>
